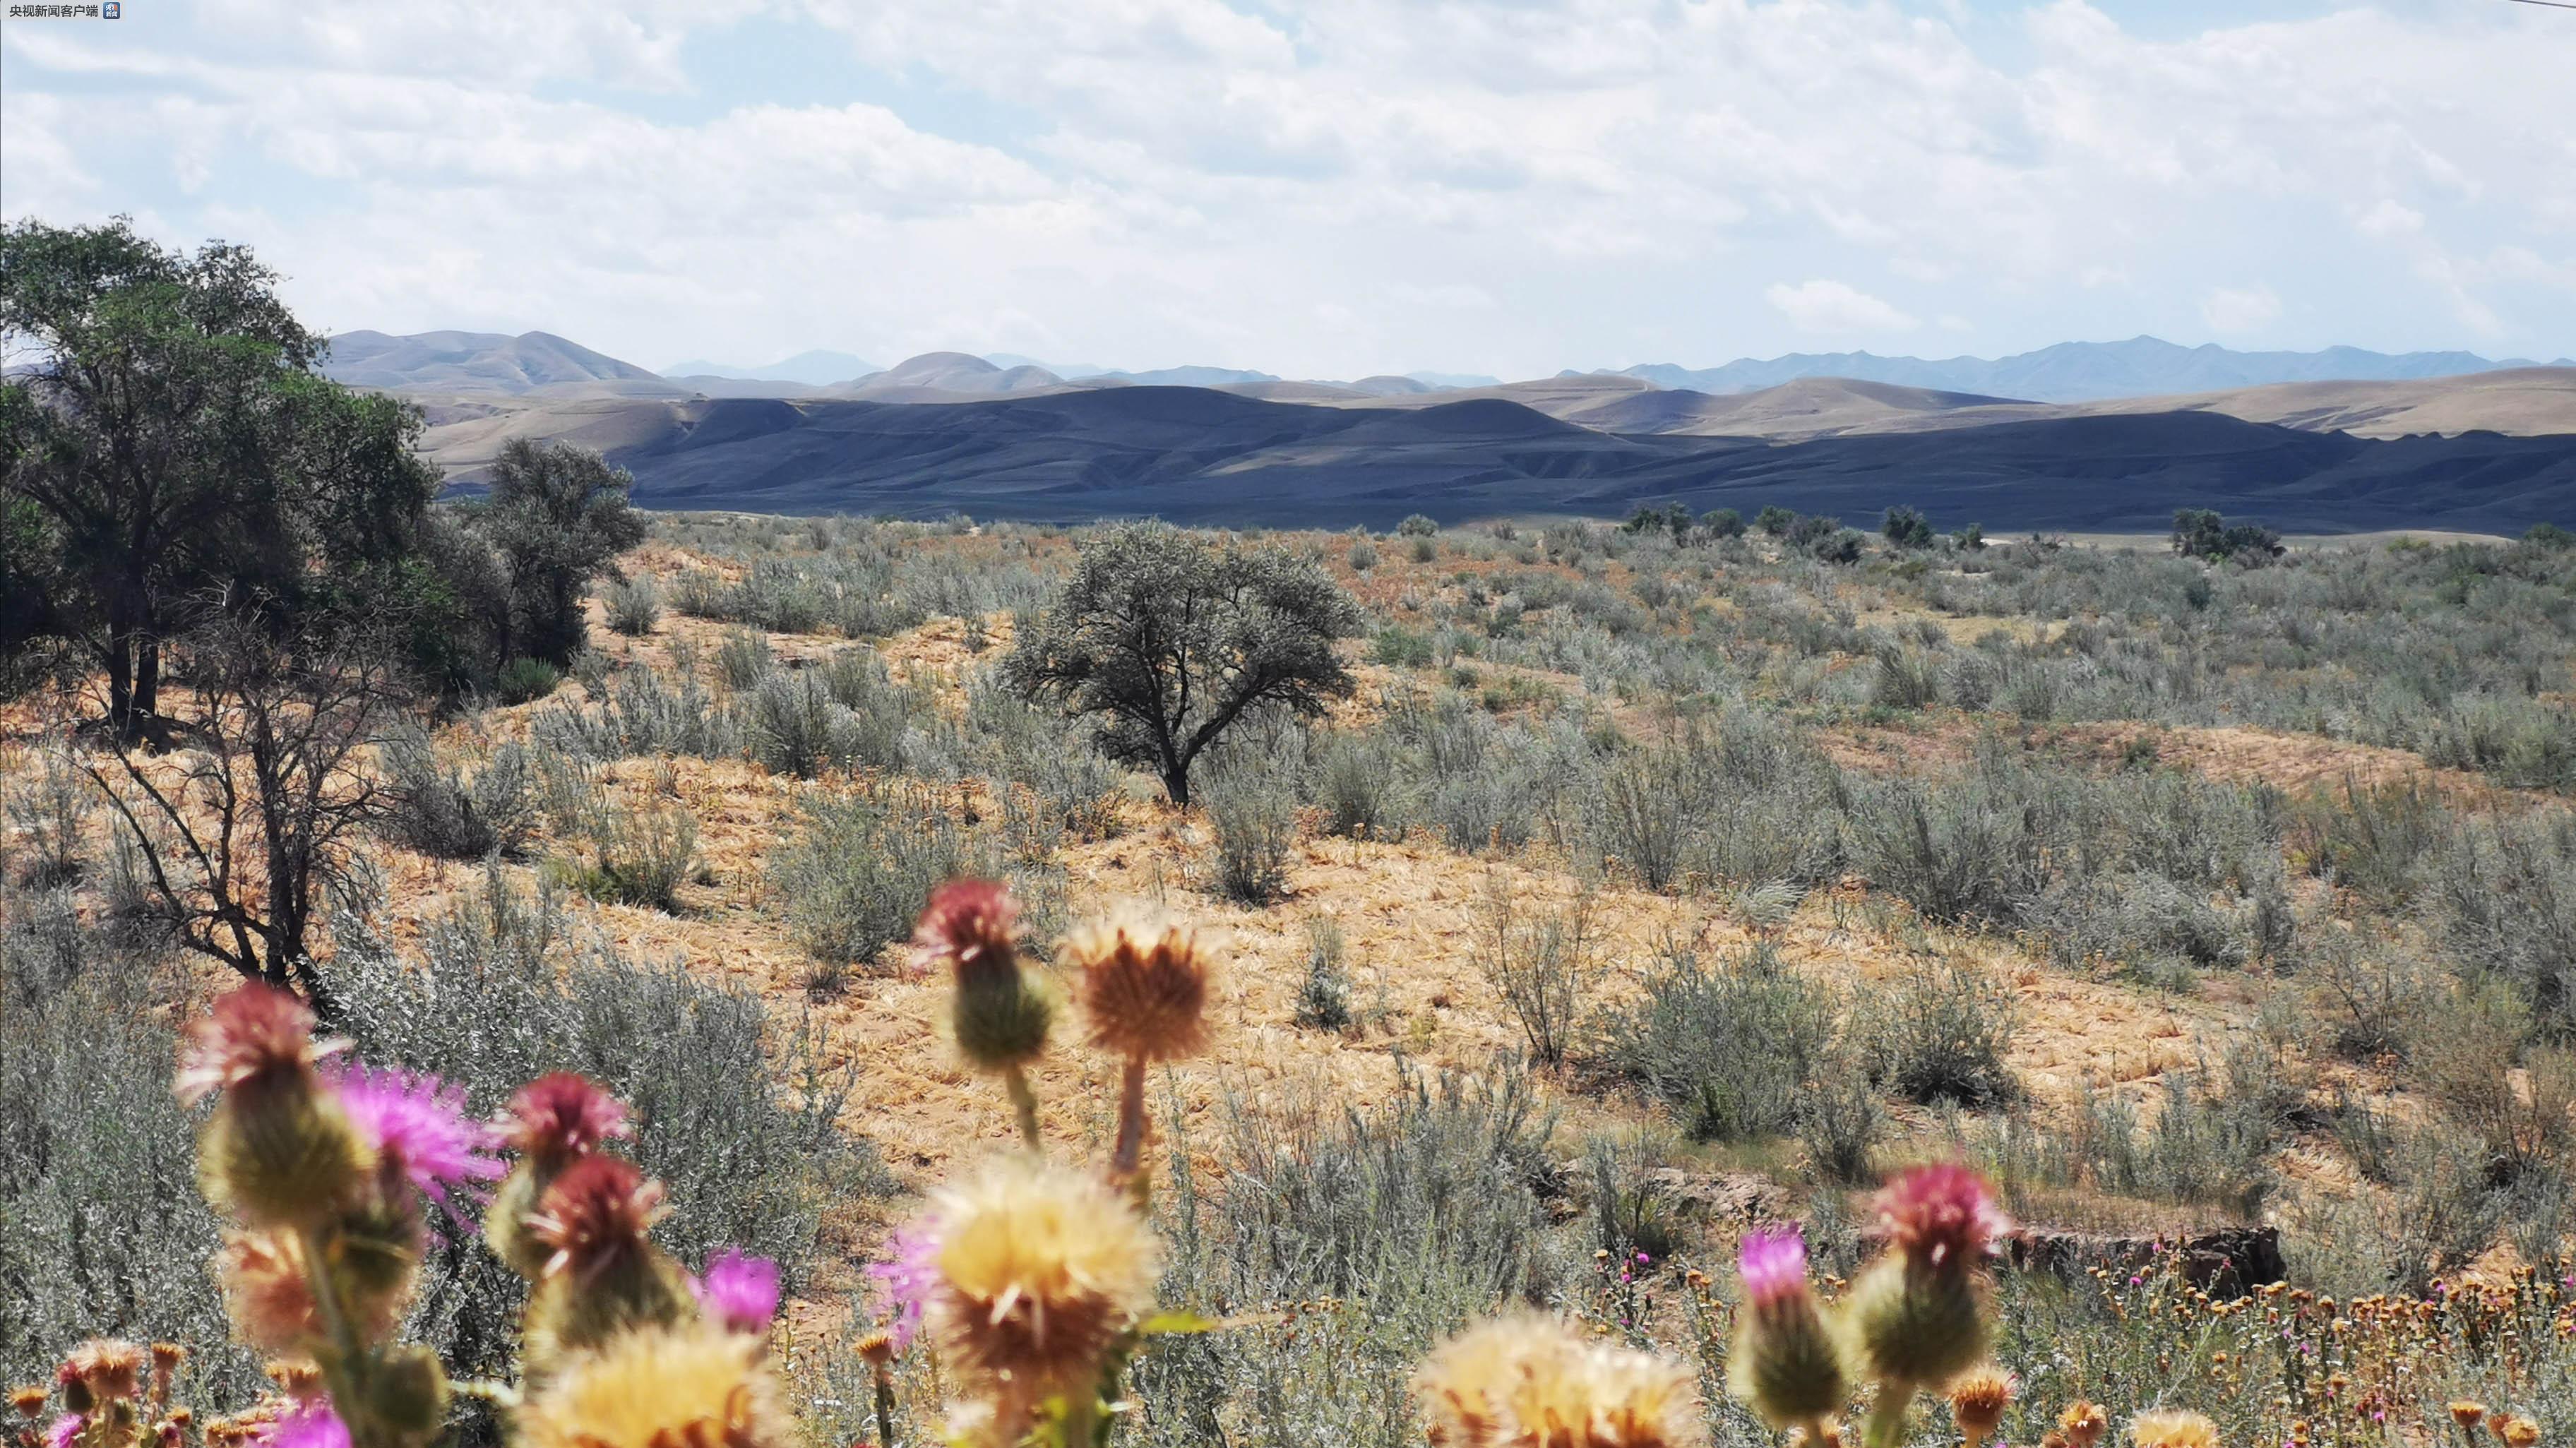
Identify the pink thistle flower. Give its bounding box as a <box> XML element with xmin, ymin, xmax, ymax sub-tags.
<box><xmin>47</xmin><ymin>1416</ymin><xmax>80</xmax><ymax>1448</ymax></box>
<box><xmin>911</xmin><ymin>878</ymin><xmax>1020</xmax><ymax>980</ymax></box>
<box><xmin>1873</xmin><ymin>1163</ymin><xmax>2012</xmax><ymax>1271</ymax></box>
<box><xmin>175</xmin><ymin>985</ymin><xmax>345</xmax><ymax>1105</ymax></box>
<box><xmin>499</xmin><ymin>1072</ymin><xmax>631</xmax><ymax>1165</ymax></box>
<box><xmin>254</xmin><ymin>1400</ymin><xmax>352</xmax><ymax>1448</ymax></box>
<box><xmin>323</xmin><ymin>1061</ymin><xmax>499</xmax><ymax>1223</ymax></box>
<box><xmin>525</xmin><ymin>1154</ymin><xmax>667</xmax><ymax>1284</ymax></box>
<box><xmin>693</xmin><ymin>1248</ymin><xmax>782</xmax><ymax>1335</ymax></box>
<box><xmin>1738</xmin><ymin>1226</ymin><xmax>1812</xmax><ymax>1310</ymax></box>
<box><xmin>867</xmin><ymin>1216</ymin><xmax>943</xmax><ymax>1351</ymax></box>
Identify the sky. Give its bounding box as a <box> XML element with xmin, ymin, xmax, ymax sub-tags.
<box><xmin>2</xmin><ymin>0</ymin><xmax>2572</xmax><ymax>381</ymax></box>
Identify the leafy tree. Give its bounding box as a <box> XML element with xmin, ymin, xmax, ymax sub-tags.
<box><xmin>1395</xmin><ymin>513</ymin><xmax>1439</xmax><ymax>537</ymax></box>
<box><xmin>1621</xmin><ymin>503</ymin><xmax>1669</xmax><ymax>534</ymax></box>
<box><xmin>1955</xmin><ymin>522</ymin><xmax>1986</xmax><ymax>551</ymax></box>
<box><xmin>2171</xmin><ymin>508</ymin><xmax>2284</xmax><ymax>566</ymax></box>
<box><xmin>477</xmin><ymin>439</ymin><xmax>647</xmax><ymax>666</ymax></box>
<box><xmin>1882</xmin><ymin>505</ymin><xmax>1935</xmax><ymax>549</ymax></box>
<box><xmin>1003</xmin><ymin>522</ymin><xmax>1362</xmax><ymax>806</ymax></box>
<box><xmin>0</xmin><ymin>217</ymin><xmax>438</xmax><ymax>737</ymax></box>
<box><xmin>1700</xmin><ymin>507</ymin><xmax>1746</xmax><ymax>540</ymax></box>
<box><xmin>1754</xmin><ymin>505</ymin><xmax>1797</xmax><ymax>537</ymax></box>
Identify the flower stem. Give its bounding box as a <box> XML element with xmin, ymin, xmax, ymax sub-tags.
<box><xmin>1864</xmin><ymin>1382</ymin><xmax>1916</xmax><ymax>1448</ymax></box>
<box><xmin>871</xmin><ymin>1363</ymin><xmax>898</xmax><ymax>1448</ymax></box>
<box><xmin>1004</xmin><ymin>1065</ymin><xmax>1042</xmax><ymax>1152</ymax></box>
<box><xmin>1110</xmin><ymin>1056</ymin><xmax>1149</xmax><ymax>1190</ymax></box>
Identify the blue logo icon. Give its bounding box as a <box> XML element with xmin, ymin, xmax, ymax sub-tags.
<box><xmin>102</xmin><ymin>1</ymin><xmax>118</xmax><ymax>15</ymax></box>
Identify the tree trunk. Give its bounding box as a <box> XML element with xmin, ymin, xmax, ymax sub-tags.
<box><xmin>1162</xmin><ymin>764</ymin><xmax>1191</xmax><ymax>807</ymax></box>
<box><xmin>134</xmin><ymin>635</ymin><xmax>160</xmax><ymax>719</ymax></box>
<box><xmin>105</xmin><ymin>630</ymin><xmax>135</xmax><ymax>737</ymax></box>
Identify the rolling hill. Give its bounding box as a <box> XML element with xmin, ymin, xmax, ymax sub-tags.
<box><xmin>321</xmin><ymin>330</ymin><xmax>667</xmax><ymax>393</ymax></box>
<box><xmin>418</xmin><ymin>384</ymin><xmax>2576</xmax><ymax>534</ymax></box>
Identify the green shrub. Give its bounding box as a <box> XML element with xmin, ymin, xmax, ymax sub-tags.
<box><xmin>1591</xmin><ymin>940</ymin><xmax>1837</xmax><ymax>1140</ymax></box>
<box><xmin>604</xmin><ymin>574</ymin><xmax>661</xmax><ymax>636</ymax></box>
<box><xmin>1854</xmin><ymin>957</ymin><xmax>2018</xmax><ymax>1106</ymax></box>
<box><xmin>495</xmin><ymin>655</ymin><xmax>562</xmax><ymax>704</ymax></box>
<box><xmin>3</xmin><ymin>747</ymin><xmax>91</xmax><ymax>888</ymax></box>
<box><xmin>1292</xmin><ymin>916</ymin><xmax>1353</xmax><ymax>1031</ymax></box>
<box><xmin>770</xmin><ymin>782</ymin><xmax>994</xmax><ymax>978</ymax></box>
<box><xmin>379</xmin><ymin>724</ymin><xmax>538</xmax><ymax>859</ymax></box>
<box><xmin>715</xmin><ymin>628</ymin><xmax>775</xmax><ymax>689</ymax></box>
<box><xmin>1476</xmin><ymin>874</ymin><xmax>1597</xmax><ymax>1068</ymax></box>
<box><xmin>1205</xmin><ymin>767</ymin><xmax>1298</xmax><ymax>907</ymax></box>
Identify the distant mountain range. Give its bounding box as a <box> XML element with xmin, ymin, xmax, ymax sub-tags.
<box><xmin>1592</xmin><ymin>337</ymin><xmax>2576</xmax><ymax>404</ymax></box>
<box><xmin>662</xmin><ymin>350</ymin><xmax>881</xmax><ymax>387</ymax></box>
<box><xmin>321</xmin><ymin>330</ymin><xmax>664</xmax><ymax>393</ymax></box>
<box><xmin>321</xmin><ymin>326</ymin><xmax>2576</xmax><ymax>533</ymax></box>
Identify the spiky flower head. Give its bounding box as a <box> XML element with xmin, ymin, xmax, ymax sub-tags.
<box><xmin>322</xmin><ymin>1061</ymin><xmax>500</xmax><ymax>1221</ymax></box>
<box><xmin>2061</xmin><ymin>1399</ymin><xmax>2109</xmax><ymax>1448</ymax></box>
<box><xmin>1065</xmin><ymin>910</ymin><xmax>1215</xmax><ymax>1062</ymax></box>
<box><xmin>11</xmin><ymin>1385</ymin><xmax>48</xmax><ymax>1419</ymax></box>
<box><xmin>526</xmin><ymin>1154</ymin><xmax>667</xmax><ymax>1283</ymax></box>
<box><xmin>45</xmin><ymin>1415</ymin><xmax>78</xmax><ymax>1448</ymax></box>
<box><xmin>2491</xmin><ymin>1416</ymin><xmax>2541</xmax><ymax>1448</ymax></box>
<box><xmin>693</xmin><ymin>1250</ymin><xmax>782</xmax><ymax>1336</ymax></box>
<box><xmin>61</xmin><ymin>1340</ymin><xmax>143</xmax><ymax>1404</ymax></box>
<box><xmin>250</xmin><ymin>1401</ymin><xmax>351</xmax><ymax>1448</ymax></box>
<box><xmin>500</xmin><ymin>1073</ymin><xmax>632</xmax><ymax>1164</ymax></box>
<box><xmin>868</xmin><ymin>1218</ymin><xmax>942</xmax><ymax>1353</ymax></box>
<box><xmin>1729</xmin><ymin>1228</ymin><xmax>1847</xmax><ymax>1430</ymax></box>
<box><xmin>914</xmin><ymin>878</ymin><xmax>1020</xmax><ymax>976</ymax></box>
<box><xmin>2451</xmin><ymin>1404</ymin><xmax>2491</xmax><ymax>1430</ymax></box>
<box><xmin>181</xmin><ymin>988</ymin><xmax>371</xmax><ymax>1230</ymax></box>
<box><xmin>1415</xmin><ymin>1312</ymin><xmax>1706</xmax><ymax>1448</ymax></box>
<box><xmin>1948</xmin><ymin>1365</ymin><xmax>2015</xmax><ymax>1448</ymax></box>
<box><xmin>926</xmin><ymin>1154</ymin><xmax>1158</xmax><ymax>1406</ymax></box>
<box><xmin>175</xmin><ymin>986</ymin><xmax>342</xmax><ymax>1106</ymax></box>
<box><xmin>1739</xmin><ymin>1227</ymin><xmax>1811</xmax><ymax>1310</ymax></box>
<box><xmin>1871</xmin><ymin>1164</ymin><xmax>2011</xmax><ymax>1273</ymax></box>
<box><xmin>2131</xmin><ymin>1409</ymin><xmax>2218</xmax><ymax>1448</ymax></box>
<box><xmin>515</xmin><ymin>1322</ymin><xmax>794</xmax><ymax>1448</ymax></box>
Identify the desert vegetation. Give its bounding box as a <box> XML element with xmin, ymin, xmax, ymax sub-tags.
<box><xmin>6</xmin><ymin>218</ymin><xmax>2576</xmax><ymax>1446</ymax></box>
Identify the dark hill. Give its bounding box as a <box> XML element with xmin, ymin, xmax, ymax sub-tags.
<box><xmin>427</xmin><ymin>386</ymin><xmax>2576</xmax><ymax>534</ymax></box>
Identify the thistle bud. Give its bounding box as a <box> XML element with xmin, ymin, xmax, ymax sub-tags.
<box><xmin>180</xmin><ymin>987</ymin><xmax>369</xmax><ymax>1230</ymax></box>
<box><xmin>1729</xmin><ymin>1227</ymin><xmax>1849</xmax><ymax>1430</ymax></box>
<box><xmin>1844</xmin><ymin>1165</ymin><xmax>2008</xmax><ymax>1392</ymax></box>
<box><xmin>1066</xmin><ymin>911</ymin><xmax>1215</xmax><ymax>1063</ymax></box>
<box><xmin>918</xmin><ymin>880</ymin><xmax>1053</xmax><ymax>1073</ymax></box>
<box><xmin>2061</xmin><ymin>1399</ymin><xmax>2109</xmax><ymax>1448</ymax></box>
<box><xmin>521</xmin><ymin>1156</ymin><xmax>693</xmax><ymax>1375</ymax></box>
<box><xmin>488</xmin><ymin>1074</ymin><xmax>631</xmax><ymax>1279</ymax></box>
<box><xmin>371</xmin><ymin>1345</ymin><xmax>449</xmax><ymax>1435</ymax></box>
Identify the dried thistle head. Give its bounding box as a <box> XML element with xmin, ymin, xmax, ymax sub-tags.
<box><xmin>2451</xmin><ymin>1404</ymin><xmax>2491</xmax><ymax>1430</ymax></box>
<box><xmin>2491</xmin><ymin>1416</ymin><xmax>2541</xmax><ymax>1448</ymax></box>
<box><xmin>2061</xmin><ymin>1399</ymin><xmax>2109</xmax><ymax>1448</ymax></box>
<box><xmin>927</xmin><ymin>1154</ymin><xmax>1159</xmax><ymax>1404</ymax></box>
<box><xmin>62</xmin><ymin>1340</ymin><xmax>144</xmax><ymax>1405</ymax></box>
<box><xmin>515</xmin><ymin>1322</ymin><xmax>794</xmax><ymax>1448</ymax></box>
<box><xmin>10</xmin><ymin>1385</ymin><xmax>48</xmax><ymax>1420</ymax></box>
<box><xmin>525</xmin><ymin>1154</ymin><xmax>668</xmax><ymax>1283</ymax></box>
<box><xmin>1065</xmin><ymin>910</ymin><xmax>1215</xmax><ymax>1063</ymax></box>
<box><xmin>2132</xmin><ymin>1408</ymin><xmax>2219</xmax><ymax>1448</ymax></box>
<box><xmin>1948</xmin><ymin>1365</ymin><xmax>2015</xmax><ymax>1447</ymax></box>
<box><xmin>1416</xmin><ymin>1312</ymin><xmax>1705</xmax><ymax>1448</ymax></box>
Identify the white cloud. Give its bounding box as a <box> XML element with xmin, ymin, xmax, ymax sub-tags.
<box><xmin>1765</xmin><ymin>280</ymin><xmax>1919</xmax><ymax>335</ymax></box>
<box><xmin>3</xmin><ymin>1</ymin><xmax>2572</xmax><ymax>376</ymax></box>
<box><xmin>2200</xmin><ymin>285</ymin><xmax>2283</xmax><ymax>335</ymax></box>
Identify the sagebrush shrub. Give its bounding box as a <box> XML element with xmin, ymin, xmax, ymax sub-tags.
<box><xmin>1592</xmin><ymin>941</ymin><xmax>1838</xmax><ymax>1141</ymax></box>
<box><xmin>770</xmin><ymin>782</ymin><xmax>995</xmax><ymax>974</ymax></box>
<box><xmin>1854</xmin><ymin>958</ymin><xmax>2018</xmax><ymax>1107</ymax></box>
<box><xmin>379</xmin><ymin>724</ymin><xmax>538</xmax><ymax>859</ymax></box>
<box><xmin>1203</xmin><ymin>767</ymin><xmax>1297</xmax><ymax>906</ymax></box>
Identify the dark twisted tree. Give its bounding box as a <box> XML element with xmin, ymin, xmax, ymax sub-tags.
<box><xmin>475</xmin><ymin>438</ymin><xmax>646</xmax><ymax>667</ymax></box>
<box><xmin>1003</xmin><ymin>522</ymin><xmax>1361</xmax><ymax>806</ymax></box>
